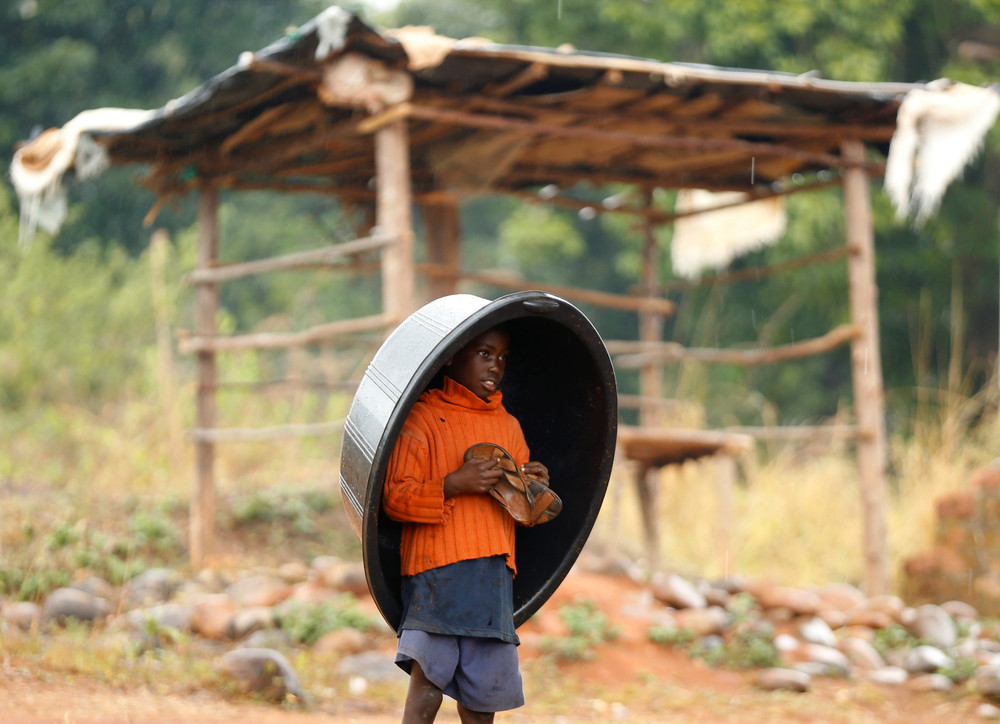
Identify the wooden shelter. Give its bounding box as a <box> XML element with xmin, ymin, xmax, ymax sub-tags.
<box><xmin>11</xmin><ymin>6</ymin><xmax>1000</xmax><ymax>593</ymax></box>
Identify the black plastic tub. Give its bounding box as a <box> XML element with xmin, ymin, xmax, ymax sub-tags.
<box><xmin>338</xmin><ymin>291</ymin><xmax>617</xmax><ymax>630</ymax></box>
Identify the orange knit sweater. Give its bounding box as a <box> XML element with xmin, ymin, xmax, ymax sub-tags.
<box><xmin>382</xmin><ymin>376</ymin><xmax>530</xmax><ymax>577</ymax></box>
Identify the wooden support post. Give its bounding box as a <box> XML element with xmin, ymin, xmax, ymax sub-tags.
<box><xmin>192</xmin><ymin>185</ymin><xmax>219</xmax><ymax>569</ymax></box>
<box><xmin>421</xmin><ymin>200</ymin><xmax>461</xmax><ymax>302</ymax></box>
<box><xmin>375</xmin><ymin>118</ymin><xmax>416</xmax><ymax>320</ymax></box>
<box><xmin>637</xmin><ymin>197</ymin><xmax>665</xmax><ymax>571</ymax></box>
<box><xmin>842</xmin><ymin>139</ymin><xmax>889</xmax><ymax>596</ymax></box>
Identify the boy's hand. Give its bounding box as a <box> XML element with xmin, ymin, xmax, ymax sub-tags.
<box><xmin>444</xmin><ymin>457</ymin><xmax>505</xmax><ymax>498</ymax></box>
<box><xmin>521</xmin><ymin>460</ymin><xmax>549</xmax><ymax>484</ymax></box>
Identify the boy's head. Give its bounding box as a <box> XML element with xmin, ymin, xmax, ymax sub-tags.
<box><xmin>444</xmin><ymin>325</ymin><xmax>511</xmax><ymax>400</ymax></box>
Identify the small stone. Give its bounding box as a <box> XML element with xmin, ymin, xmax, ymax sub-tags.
<box><xmin>2</xmin><ymin>601</ymin><xmax>42</xmax><ymax>631</ymax></box>
<box><xmin>673</xmin><ymin>606</ymin><xmax>728</xmax><ymax>636</ymax></box>
<box><xmin>755</xmin><ymin>668</ymin><xmax>810</xmax><ymax>692</ymax></box>
<box><xmin>230</xmin><ymin>606</ymin><xmax>276</xmax><ymax>640</ymax></box>
<box><xmin>907</xmin><ymin>673</ymin><xmax>954</xmax><ymax>692</ymax></box>
<box><xmin>978</xmin><ymin>702</ymin><xmax>1000</xmax><ymax>720</ymax></box>
<box><xmin>338</xmin><ymin>650</ymin><xmax>406</xmax><ymax>683</ymax></box>
<box><xmin>70</xmin><ymin>576</ymin><xmax>116</xmax><ymax>602</ymax></box>
<box><xmin>190</xmin><ymin>594</ymin><xmax>237</xmax><ymax>640</ymax></box>
<box><xmin>976</xmin><ymin>664</ymin><xmax>1000</xmax><ymax>698</ymax></box>
<box><xmin>909</xmin><ymin>604</ymin><xmax>957</xmax><ymax>649</ymax></box>
<box><xmin>225</xmin><ymin>575</ymin><xmax>292</xmax><ymax>608</ymax></box>
<box><xmin>751</xmin><ymin>584</ymin><xmax>821</xmax><ymax>616</ymax></box>
<box><xmin>126</xmin><ymin>602</ymin><xmax>192</xmax><ymax>633</ymax></box>
<box><xmin>861</xmin><ymin>666</ymin><xmax>909</xmax><ymax>685</ymax></box>
<box><xmin>846</xmin><ymin>609</ymin><xmax>894</xmax><ymax>630</ymax></box>
<box><xmin>841</xmin><ymin>636</ymin><xmax>886</xmax><ymax>670</ymax></box>
<box><xmin>239</xmin><ymin>628</ymin><xmax>293</xmax><ymax>650</ymax></box>
<box><xmin>904</xmin><ymin>645</ymin><xmax>953</xmax><ymax>674</ymax></box>
<box><xmin>650</xmin><ymin>574</ymin><xmax>706</xmax><ymax>610</ymax></box>
<box><xmin>799</xmin><ymin>643</ymin><xmax>851</xmax><ymax>675</ymax></box>
<box><xmin>43</xmin><ymin>587</ymin><xmax>110</xmax><ymax>625</ymax></box>
<box><xmin>941</xmin><ymin>600</ymin><xmax>979</xmax><ymax>622</ymax></box>
<box><xmin>219</xmin><ymin>647</ymin><xmax>305</xmax><ymax>702</ymax></box>
<box><xmin>125</xmin><ymin>568</ymin><xmax>183</xmax><ymax>607</ymax></box>
<box><xmin>314</xmin><ymin>627</ymin><xmax>369</xmax><ymax>655</ymax></box>
<box><xmin>798</xmin><ymin>617</ymin><xmax>838</xmax><ymax>648</ymax></box>
<box><xmin>814</xmin><ymin>582</ymin><xmax>865</xmax><ymax>612</ymax></box>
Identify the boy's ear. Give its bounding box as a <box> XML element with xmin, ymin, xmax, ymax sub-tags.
<box><xmin>443</xmin><ymin>356</ymin><xmax>454</xmax><ymax>367</ymax></box>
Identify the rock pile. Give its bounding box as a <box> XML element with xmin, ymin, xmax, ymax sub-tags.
<box><xmin>903</xmin><ymin>459</ymin><xmax>1000</xmax><ymax>616</ymax></box>
<box><xmin>0</xmin><ymin>556</ymin><xmax>402</xmax><ymax>702</ymax></box>
<box><xmin>5</xmin><ymin>551</ymin><xmax>1000</xmax><ymax>717</ymax></box>
<box><xmin>639</xmin><ymin>565</ymin><xmax>1000</xmax><ymax>715</ymax></box>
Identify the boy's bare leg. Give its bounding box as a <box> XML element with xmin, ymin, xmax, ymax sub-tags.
<box><xmin>457</xmin><ymin>703</ymin><xmax>494</xmax><ymax>723</ymax></box>
<box><xmin>402</xmin><ymin>661</ymin><xmax>443</xmax><ymax>723</ymax></box>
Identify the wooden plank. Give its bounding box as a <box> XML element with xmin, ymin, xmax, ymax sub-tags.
<box><xmin>418</xmin><ymin>263</ymin><xmax>675</xmax><ymax>314</ymax></box>
<box><xmin>842</xmin><ymin>138</ymin><xmax>889</xmax><ymax>596</ymax></box>
<box><xmin>183</xmin><ymin>233</ymin><xmax>396</xmax><ymax>284</ymax></box>
<box><xmin>609</xmin><ymin>323</ymin><xmax>861</xmax><ymax>367</ymax></box>
<box><xmin>190</xmin><ymin>420</ymin><xmax>345</xmax><ymax>443</ymax></box>
<box><xmin>178</xmin><ymin>313</ymin><xmax>391</xmax><ymax>354</ymax></box>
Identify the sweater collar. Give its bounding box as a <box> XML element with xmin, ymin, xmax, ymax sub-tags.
<box><xmin>440</xmin><ymin>375</ymin><xmax>503</xmax><ymax>410</ymax></box>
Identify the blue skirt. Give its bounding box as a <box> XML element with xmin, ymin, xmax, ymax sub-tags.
<box><xmin>398</xmin><ymin>555</ymin><xmax>518</xmax><ymax>644</ymax></box>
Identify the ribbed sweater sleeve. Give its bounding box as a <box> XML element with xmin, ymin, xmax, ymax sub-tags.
<box><xmin>382</xmin><ymin>376</ymin><xmax>531</xmax><ymax>576</ymax></box>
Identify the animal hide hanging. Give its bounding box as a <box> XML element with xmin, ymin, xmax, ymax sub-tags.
<box><xmin>670</xmin><ymin>190</ymin><xmax>787</xmax><ymax>279</ymax></box>
<box><xmin>884</xmin><ymin>80</ymin><xmax>1000</xmax><ymax>226</ymax></box>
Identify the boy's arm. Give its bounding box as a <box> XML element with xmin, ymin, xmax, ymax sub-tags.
<box><xmin>382</xmin><ymin>431</ymin><xmax>447</xmax><ymax>524</ymax></box>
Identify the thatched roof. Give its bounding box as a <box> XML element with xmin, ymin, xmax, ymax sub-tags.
<box><xmin>10</xmin><ymin>5</ymin><xmax>1000</xmax><ymax>240</ymax></box>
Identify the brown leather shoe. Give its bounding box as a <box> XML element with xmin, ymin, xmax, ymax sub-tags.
<box><xmin>464</xmin><ymin>442</ymin><xmax>562</xmax><ymax>526</ymax></box>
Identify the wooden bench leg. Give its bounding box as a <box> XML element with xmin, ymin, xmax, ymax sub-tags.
<box><xmin>635</xmin><ymin>463</ymin><xmax>660</xmax><ymax>573</ymax></box>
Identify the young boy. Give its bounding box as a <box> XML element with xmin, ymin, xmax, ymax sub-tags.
<box><xmin>382</xmin><ymin>325</ymin><xmax>549</xmax><ymax>724</ymax></box>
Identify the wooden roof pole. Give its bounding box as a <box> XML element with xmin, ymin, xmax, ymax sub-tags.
<box><xmin>842</xmin><ymin>139</ymin><xmax>889</xmax><ymax>596</ymax></box>
<box><xmin>191</xmin><ymin>183</ymin><xmax>219</xmax><ymax>569</ymax></box>
<box><xmin>375</xmin><ymin>118</ymin><xmax>416</xmax><ymax>320</ymax></box>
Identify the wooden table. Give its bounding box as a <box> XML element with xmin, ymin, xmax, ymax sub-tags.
<box><xmin>615</xmin><ymin>426</ymin><xmax>755</xmax><ymax>573</ymax></box>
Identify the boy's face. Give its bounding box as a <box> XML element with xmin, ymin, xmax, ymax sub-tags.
<box><xmin>445</xmin><ymin>328</ymin><xmax>510</xmax><ymax>400</ymax></box>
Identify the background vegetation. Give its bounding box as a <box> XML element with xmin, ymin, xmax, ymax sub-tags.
<box><xmin>3</xmin><ymin>0</ymin><xmax>1000</xmax><ymax>594</ymax></box>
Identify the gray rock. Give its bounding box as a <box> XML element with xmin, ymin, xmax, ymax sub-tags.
<box><xmin>125</xmin><ymin>568</ymin><xmax>183</xmax><ymax>607</ymax></box>
<box><xmin>43</xmin><ymin>587</ymin><xmax>110</xmax><ymax>624</ymax></box>
<box><xmin>978</xmin><ymin>702</ymin><xmax>1000</xmax><ymax>720</ymax></box>
<box><xmin>2</xmin><ymin>601</ymin><xmax>42</xmax><ymax>631</ymax></box>
<box><xmin>673</xmin><ymin>606</ymin><xmax>729</xmax><ymax>636</ymax></box>
<box><xmin>904</xmin><ymin>644</ymin><xmax>953</xmax><ymax>674</ymax></box>
<box><xmin>774</xmin><ymin>633</ymin><xmax>799</xmax><ymax>652</ymax></box>
<box><xmin>239</xmin><ymin>628</ymin><xmax>293</xmax><ymax>650</ymax></box>
<box><xmin>230</xmin><ymin>606</ymin><xmax>276</xmax><ymax>640</ymax></box>
<box><xmin>125</xmin><ymin>602</ymin><xmax>192</xmax><ymax>633</ymax></box>
<box><xmin>941</xmin><ymin>600</ymin><xmax>979</xmax><ymax>622</ymax></box>
<box><xmin>219</xmin><ymin>647</ymin><xmax>306</xmax><ymax>702</ymax></box>
<box><xmin>799</xmin><ymin>643</ymin><xmax>851</xmax><ymax>675</ymax></box>
<box><xmin>755</xmin><ymin>668</ymin><xmax>810</xmax><ymax>692</ymax></box>
<box><xmin>910</xmin><ymin>603</ymin><xmax>957</xmax><ymax>649</ymax></box>
<box><xmin>798</xmin><ymin>617</ymin><xmax>838</xmax><ymax>648</ymax></box>
<box><xmin>861</xmin><ymin>666</ymin><xmax>909</xmax><ymax>685</ymax></box>
<box><xmin>225</xmin><ymin>575</ymin><xmax>292</xmax><ymax>608</ymax></box>
<box><xmin>69</xmin><ymin>576</ymin><xmax>116</xmax><ymax>602</ymax></box>
<box><xmin>908</xmin><ymin>673</ymin><xmax>954</xmax><ymax>692</ymax></box>
<box><xmin>840</xmin><ymin>636</ymin><xmax>886</xmax><ymax>670</ymax></box>
<box><xmin>976</xmin><ymin>664</ymin><xmax>1000</xmax><ymax>698</ymax></box>
<box><xmin>651</xmin><ymin>574</ymin><xmax>707</xmax><ymax>610</ymax></box>
<box><xmin>338</xmin><ymin>650</ymin><xmax>406</xmax><ymax>683</ymax></box>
